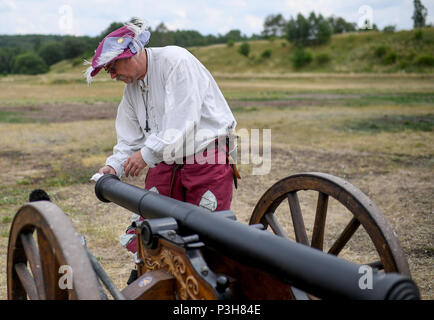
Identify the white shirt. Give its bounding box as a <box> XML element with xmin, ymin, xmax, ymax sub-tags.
<box><xmin>106</xmin><ymin>46</ymin><xmax>237</xmax><ymax>177</ymax></box>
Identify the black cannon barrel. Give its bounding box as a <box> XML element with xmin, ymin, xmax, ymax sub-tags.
<box><xmin>95</xmin><ymin>174</ymin><xmax>420</xmax><ymax>300</ymax></box>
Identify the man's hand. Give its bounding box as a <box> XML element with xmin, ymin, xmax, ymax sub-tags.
<box><xmin>124</xmin><ymin>151</ymin><xmax>147</xmax><ymax>177</ymax></box>
<box><xmin>99</xmin><ymin>165</ymin><xmax>116</xmax><ymax>175</ymax></box>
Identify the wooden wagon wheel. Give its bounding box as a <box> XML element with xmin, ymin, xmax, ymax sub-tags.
<box><xmin>7</xmin><ymin>201</ymin><xmax>102</xmax><ymax>300</ymax></box>
<box><xmin>249</xmin><ymin>172</ymin><xmax>410</xmax><ymax>278</ymax></box>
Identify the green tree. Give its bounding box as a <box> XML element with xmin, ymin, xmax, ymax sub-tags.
<box><xmin>0</xmin><ymin>47</ymin><xmax>22</xmax><ymax>74</ymax></box>
<box><xmin>173</xmin><ymin>30</ymin><xmax>205</xmax><ymax>47</ymax></box>
<box><xmin>261</xmin><ymin>49</ymin><xmax>272</xmax><ymax>59</ymax></box>
<box><xmin>383</xmin><ymin>25</ymin><xmax>396</xmax><ymax>33</ymax></box>
<box><xmin>262</xmin><ymin>14</ymin><xmax>287</xmax><ymax>38</ymax></box>
<box><xmin>98</xmin><ymin>21</ymin><xmax>124</xmax><ymax>40</ymax></box>
<box><xmin>34</xmin><ymin>36</ymin><xmax>41</xmax><ymax>52</ymax></box>
<box><xmin>225</xmin><ymin>29</ymin><xmax>245</xmax><ymax>42</ymax></box>
<box><xmin>412</xmin><ymin>0</ymin><xmax>428</xmax><ymax>28</ymax></box>
<box><xmin>0</xmin><ymin>50</ymin><xmax>10</xmax><ymax>74</ymax></box>
<box><xmin>11</xmin><ymin>52</ymin><xmax>48</xmax><ymax>74</ymax></box>
<box><xmin>286</xmin><ymin>12</ymin><xmax>332</xmax><ymax>46</ymax></box>
<box><xmin>292</xmin><ymin>45</ymin><xmax>313</xmax><ymax>68</ymax></box>
<box><xmin>327</xmin><ymin>16</ymin><xmax>357</xmax><ymax>34</ymax></box>
<box><xmin>148</xmin><ymin>23</ymin><xmax>174</xmax><ymax>47</ymax></box>
<box><xmin>63</xmin><ymin>36</ymin><xmax>87</xmax><ymax>59</ymax></box>
<box><xmin>238</xmin><ymin>42</ymin><xmax>250</xmax><ymax>57</ymax></box>
<box><xmin>286</xmin><ymin>14</ymin><xmax>310</xmax><ymax>45</ymax></box>
<box><xmin>38</xmin><ymin>42</ymin><xmax>65</xmax><ymax>66</ymax></box>
<box><xmin>315</xmin><ymin>16</ymin><xmax>333</xmax><ymax>45</ymax></box>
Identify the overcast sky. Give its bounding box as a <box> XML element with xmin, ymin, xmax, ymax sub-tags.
<box><xmin>1</xmin><ymin>0</ymin><xmax>434</xmax><ymax>36</ymax></box>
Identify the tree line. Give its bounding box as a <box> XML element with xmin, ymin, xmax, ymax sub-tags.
<box><xmin>0</xmin><ymin>0</ymin><xmax>429</xmax><ymax>75</ymax></box>
<box><xmin>0</xmin><ymin>23</ymin><xmax>255</xmax><ymax>75</ymax></box>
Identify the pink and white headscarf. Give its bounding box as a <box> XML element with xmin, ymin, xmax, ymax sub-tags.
<box><xmin>84</xmin><ymin>19</ymin><xmax>151</xmax><ymax>84</ymax></box>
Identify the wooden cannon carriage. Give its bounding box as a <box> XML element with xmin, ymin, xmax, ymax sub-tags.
<box><xmin>7</xmin><ymin>172</ymin><xmax>419</xmax><ymax>300</ymax></box>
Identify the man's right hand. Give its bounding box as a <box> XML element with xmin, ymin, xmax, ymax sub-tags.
<box><xmin>98</xmin><ymin>165</ymin><xmax>116</xmax><ymax>175</ymax></box>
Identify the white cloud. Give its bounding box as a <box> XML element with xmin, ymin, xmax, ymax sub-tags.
<box><xmin>220</xmin><ymin>0</ymin><xmax>247</xmax><ymax>8</ymax></box>
<box><xmin>244</xmin><ymin>15</ymin><xmax>263</xmax><ymax>32</ymax></box>
<box><xmin>2</xmin><ymin>0</ymin><xmax>17</xmax><ymax>10</ymax></box>
<box><xmin>175</xmin><ymin>9</ymin><xmax>187</xmax><ymax>19</ymax></box>
<box><xmin>1</xmin><ymin>0</ymin><xmax>433</xmax><ymax>35</ymax></box>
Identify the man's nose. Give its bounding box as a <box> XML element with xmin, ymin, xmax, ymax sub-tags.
<box><xmin>110</xmin><ymin>72</ymin><xmax>117</xmax><ymax>79</ymax></box>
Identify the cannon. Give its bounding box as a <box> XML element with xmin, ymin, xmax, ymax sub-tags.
<box><xmin>7</xmin><ymin>172</ymin><xmax>420</xmax><ymax>300</ymax></box>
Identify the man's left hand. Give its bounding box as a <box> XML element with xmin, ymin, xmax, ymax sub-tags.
<box><xmin>124</xmin><ymin>151</ymin><xmax>147</xmax><ymax>177</ymax></box>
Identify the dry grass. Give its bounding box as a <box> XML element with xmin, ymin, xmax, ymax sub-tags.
<box><xmin>0</xmin><ymin>73</ymin><xmax>432</xmax><ymax>300</ymax></box>
<box><xmin>2</xmin><ymin>73</ymin><xmax>434</xmax><ymax>106</ymax></box>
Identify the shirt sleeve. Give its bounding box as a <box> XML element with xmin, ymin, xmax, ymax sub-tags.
<box><xmin>141</xmin><ymin>58</ymin><xmax>210</xmax><ymax>166</ymax></box>
<box><xmin>106</xmin><ymin>87</ymin><xmax>145</xmax><ymax>177</ymax></box>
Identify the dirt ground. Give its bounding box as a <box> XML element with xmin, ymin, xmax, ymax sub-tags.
<box><xmin>0</xmin><ymin>98</ymin><xmax>331</xmax><ymax>123</ymax></box>
<box><xmin>0</xmin><ymin>98</ymin><xmax>432</xmax><ymax>300</ymax></box>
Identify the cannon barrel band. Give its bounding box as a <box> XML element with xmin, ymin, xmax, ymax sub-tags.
<box><xmin>95</xmin><ymin>174</ymin><xmax>420</xmax><ymax>300</ymax></box>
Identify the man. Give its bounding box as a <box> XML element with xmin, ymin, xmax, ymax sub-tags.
<box><xmin>85</xmin><ymin>19</ymin><xmax>238</xmax><ymax>260</ymax></box>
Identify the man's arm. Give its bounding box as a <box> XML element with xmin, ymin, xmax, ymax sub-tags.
<box><xmin>123</xmin><ymin>151</ymin><xmax>147</xmax><ymax>177</ymax></box>
<box><xmin>99</xmin><ymin>165</ymin><xmax>116</xmax><ymax>175</ymax></box>
<box><xmin>140</xmin><ymin>57</ymin><xmax>209</xmax><ymax>164</ymax></box>
<box><xmin>103</xmin><ymin>88</ymin><xmax>147</xmax><ymax>177</ymax></box>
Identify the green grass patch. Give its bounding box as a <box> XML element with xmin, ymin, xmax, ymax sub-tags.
<box><xmin>0</xmin><ymin>111</ymin><xmax>32</xmax><ymax>123</ymax></box>
<box><xmin>344</xmin><ymin>93</ymin><xmax>434</xmax><ymax>107</ymax></box>
<box><xmin>226</xmin><ymin>92</ymin><xmax>434</xmax><ymax>108</ymax></box>
<box><xmin>43</xmin><ymin>165</ymin><xmax>97</xmax><ymax>187</ymax></box>
<box><xmin>342</xmin><ymin>114</ymin><xmax>434</xmax><ymax>133</ymax></box>
<box><xmin>0</xmin><ymin>227</ymin><xmax>10</xmax><ymax>238</ymax></box>
<box><xmin>230</xmin><ymin>106</ymin><xmax>259</xmax><ymax>113</ymax></box>
<box><xmin>0</xmin><ymin>188</ymin><xmax>29</xmax><ymax>206</ymax></box>
<box><xmin>0</xmin><ymin>96</ymin><xmax>122</xmax><ymax>107</ymax></box>
<box><xmin>1</xmin><ymin>215</ymin><xmax>13</xmax><ymax>223</ymax></box>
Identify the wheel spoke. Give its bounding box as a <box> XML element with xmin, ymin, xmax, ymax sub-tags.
<box><xmin>287</xmin><ymin>192</ymin><xmax>309</xmax><ymax>245</ymax></box>
<box><xmin>264</xmin><ymin>212</ymin><xmax>288</xmax><ymax>238</ymax></box>
<box><xmin>328</xmin><ymin>217</ymin><xmax>361</xmax><ymax>256</ymax></box>
<box><xmin>250</xmin><ymin>173</ymin><xmax>411</xmax><ymax>277</ymax></box>
<box><xmin>14</xmin><ymin>263</ymin><xmax>38</xmax><ymax>300</ymax></box>
<box><xmin>37</xmin><ymin>230</ymin><xmax>68</xmax><ymax>300</ymax></box>
<box><xmin>20</xmin><ymin>232</ymin><xmax>46</xmax><ymax>299</ymax></box>
<box><xmin>311</xmin><ymin>192</ymin><xmax>329</xmax><ymax>250</ymax></box>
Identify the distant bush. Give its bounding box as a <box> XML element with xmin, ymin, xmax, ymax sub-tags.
<box><xmin>414</xmin><ymin>29</ymin><xmax>423</xmax><ymax>40</ymax></box>
<box><xmin>238</xmin><ymin>42</ymin><xmax>250</xmax><ymax>57</ymax></box>
<box><xmin>72</xmin><ymin>56</ymin><xmax>84</xmax><ymax>66</ymax></box>
<box><xmin>63</xmin><ymin>36</ymin><xmax>88</xmax><ymax>59</ymax></box>
<box><xmin>261</xmin><ymin>49</ymin><xmax>272</xmax><ymax>59</ymax></box>
<box><xmin>11</xmin><ymin>52</ymin><xmax>48</xmax><ymax>74</ymax></box>
<box><xmin>292</xmin><ymin>46</ymin><xmax>313</xmax><ymax>68</ymax></box>
<box><xmin>281</xmin><ymin>41</ymin><xmax>287</xmax><ymax>47</ymax></box>
<box><xmin>383</xmin><ymin>51</ymin><xmax>397</xmax><ymax>64</ymax></box>
<box><xmin>38</xmin><ymin>42</ymin><xmax>65</xmax><ymax>66</ymax></box>
<box><xmin>414</xmin><ymin>54</ymin><xmax>434</xmax><ymax>66</ymax></box>
<box><xmin>383</xmin><ymin>25</ymin><xmax>396</xmax><ymax>33</ymax></box>
<box><xmin>316</xmin><ymin>52</ymin><xmax>331</xmax><ymax>65</ymax></box>
<box><xmin>0</xmin><ymin>47</ymin><xmax>22</xmax><ymax>74</ymax></box>
<box><xmin>374</xmin><ymin>45</ymin><xmax>389</xmax><ymax>58</ymax></box>
<box><xmin>227</xmin><ymin>40</ymin><xmax>234</xmax><ymax>47</ymax></box>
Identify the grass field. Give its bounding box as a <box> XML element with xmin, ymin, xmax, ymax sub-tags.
<box><xmin>0</xmin><ymin>71</ymin><xmax>432</xmax><ymax>299</ymax></box>
<box><xmin>192</xmin><ymin>29</ymin><xmax>434</xmax><ymax>74</ymax></box>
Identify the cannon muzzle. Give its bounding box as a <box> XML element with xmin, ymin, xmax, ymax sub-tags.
<box><xmin>95</xmin><ymin>174</ymin><xmax>420</xmax><ymax>300</ymax></box>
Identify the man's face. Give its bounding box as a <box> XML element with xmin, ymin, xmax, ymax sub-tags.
<box><xmin>104</xmin><ymin>54</ymin><xmax>143</xmax><ymax>84</ymax></box>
